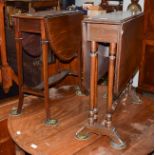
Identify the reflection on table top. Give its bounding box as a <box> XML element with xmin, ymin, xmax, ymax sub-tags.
<box><xmin>12</xmin><ymin>10</ymin><xmax>81</xmax><ymax>19</ymax></box>
<box><xmin>84</xmin><ymin>11</ymin><xmax>144</xmax><ymax>24</ymax></box>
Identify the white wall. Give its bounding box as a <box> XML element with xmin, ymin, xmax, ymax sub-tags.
<box><xmin>76</xmin><ymin>0</ymin><xmax>101</xmax><ymax>6</ymax></box>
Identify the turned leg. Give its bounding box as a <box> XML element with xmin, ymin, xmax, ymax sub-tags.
<box><xmin>75</xmin><ymin>41</ymin><xmax>98</xmax><ymax>140</ymax></box>
<box><xmin>105</xmin><ymin>43</ymin><xmax>116</xmax><ymax>128</ymax></box>
<box><xmin>76</xmin><ymin>42</ymin><xmax>126</xmax><ymax>150</ymax></box>
<box><xmin>41</xmin><ymin>20</ymin><xmax>57</xmax><ymax>125</ymax></box>
<box><xmin>89</xmin><ymin>41</ymin><xmax>98</xmax><ymax>125</ymax></box>
<box><xmin>105</xmin><ymin>43</ymin><xmax>126</xmax><ymax>149</ymax></box>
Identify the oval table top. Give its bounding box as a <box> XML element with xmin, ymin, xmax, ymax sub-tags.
<box><xmin>8</xmin><ymin>86</ymin><xmax>154</xmax><ymax>155</ymax></box>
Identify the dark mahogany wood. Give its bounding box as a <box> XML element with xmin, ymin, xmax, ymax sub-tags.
<box><xmin>13</xmin><ymin>10</ymin><xmax>83</xmax><ymax>121</ymax></box>
<box><xmin>0</xmin><ymin>98</ymin><xmax>18</xmax><ymax>155</ymax></box>
<box><xmin>83</xmin><ymin>12</ymin><xmax>144</xmax><ymax>96</ymax></box>
<box><xmin>45</xmin><ymin>14</ymin><xmax>83</xmax><ymax>61</ymax></box>
<box><xmin>138</xmin><ymin>0</ymin><xmax>154</xmax><ymax>93</ymax></box>
<box><xmin>7</xmin><ymin>86</ymin><xmax>154</xmax><ymax>154</ymax></box>
<box><xmin>82</xmin><ymin>11</ymin><xmax>144</xmax><ymax>148</ymax></box>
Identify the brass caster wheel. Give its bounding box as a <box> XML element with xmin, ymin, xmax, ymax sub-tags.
<box><xmin>44</xmin><ymin>119</ymin><xmax>58</xmax><ymax>126</ymax></box>
<box><xmin>75</xmin><ymin>132</ymin><xmax>90</xmax><ymax>141</ymax></box>
<box><xmin>75</xmin><ymin>126</ymin><xmax>90</xmax><ymax>141</ymax></box>
<box><xmin>10</xmin><ymin>107</ymin><xmax>21</xmax><ymax>116</ymax></box>
<box><xmin>110</xmin><ymin>140</ymin><xmax>126</xmax><ymax>150</ymax></box>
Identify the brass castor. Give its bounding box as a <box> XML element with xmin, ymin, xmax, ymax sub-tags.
<box><xmin>10</xmin><ymin>107</ymin><xmax>21</xmax><ymax>116</ymax></box>
<box><xmin>44</xmin><ymin>119</ymin><xmax>58</xmax><ymax>126</ymax></box>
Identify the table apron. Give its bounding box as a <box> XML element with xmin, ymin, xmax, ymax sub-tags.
<box><xmin>86</xmin><ymin>23</ymin><xmax>120</xmax><ymax>43</ymax></box>
<box><xmin>18</xmin><ymin>18</ymin><xmax>41</xmax><ymax>33</ymax></box>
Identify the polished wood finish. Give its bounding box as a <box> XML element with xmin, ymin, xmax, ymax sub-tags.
<box><xmin>4</xmin><ymin>1</ymin><xmax>80</xmax><ymax>88</ymax></box>
<box><xmin>45</xmin><ymin>13</ymin><xmax>83</xmax><ymax>89</ymax></box>
<box><xmin>138</xmin><ymin>0</ymin><xmax>154</xmax><ymax>93</ymax></box>
<box><xmin>0</xmin><ymin>98</ymin><xmax>18</xmax><ymax>155</ymax></box>
<box><xmin>7</xmin><ymin>86</ymin><xmax>154</xmax><ymax>154</ymax></box>
<box><xmin>83</xmin><ymin>12</ymin><xmax>144</xmax><ymax>96</ymax></box>
<box><xmin>0</xmin><ymin>0</ymin><xmax>18</xmax><ymax>93</ymax></box>
<box><xmin>82</xmin><ymin>12</ymin><xmax>144</xmax><ymax>148</ymax></box>
<box><xmin>107</xmin><ymin>43</ymin><xmax>116</xmax><ymax>113</ymax></box>
<box><xmin>45</xmin><ymin>14</ymin><xmax>83</xmax><ymax>61</ymax></box>
<box><xmin>13</xmin><ymin>11</ymin><xmax>83</xmax><ymax>121</ymax></box>
<box><xmin>3</xmin><ymin>0</ymin><xmax>59</xmax><ymax>88</ymax></box>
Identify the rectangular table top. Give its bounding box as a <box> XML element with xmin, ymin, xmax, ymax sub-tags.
<box><xmin>84</xmin><ymin>11</ymin><xmax>144</xmax><ymax>24</ymax></box>
<box><xmin>12</xmin><ymin>10</ymin><xmax>81</xmax><ymax>19</ymax></box>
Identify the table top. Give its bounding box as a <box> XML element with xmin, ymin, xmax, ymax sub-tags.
<box><xmin>12</xmin><ymin>10</ymin><xmax>81</xmax><ymax>19</ymax></box>
<box><xmin>84</xmin><ymin>11</ymin><xmax>144</xmax><ymax>24</ymax></box>
<box><xmin>7</xmin><ymin>86</ymin><xmax>154</xmax><ymax>155</ymax></box>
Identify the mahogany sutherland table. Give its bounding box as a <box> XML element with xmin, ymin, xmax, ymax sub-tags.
<box><xmin>78</xmin><ymin>11</ymin><xmax>144</xmax><ymax>149</ymax></box>
<box><xmin>11</xmin><ymin>10</ymin><xmax>82</xmax><ymax>124</ymax></box>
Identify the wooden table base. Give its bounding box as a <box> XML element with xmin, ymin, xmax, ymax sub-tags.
<box><xmin>76</xmin><ymin>40</ymin><xmax>142</xmax><ymax>149</ymax></box>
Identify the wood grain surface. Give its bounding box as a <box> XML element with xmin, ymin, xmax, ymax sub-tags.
<box><xmin>7</xmin><ymin>86</ymin><xmax>153</xmax><ymax>155</ymax></box>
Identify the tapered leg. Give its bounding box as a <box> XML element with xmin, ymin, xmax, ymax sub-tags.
<box><xmin>40</xmin><ymin>20</ymin><xmax>57</xmax><ymax>125</ymax></box>
<box><xmin>11</xmin><ymin>18</ymin><xmax>24</xmax><ymax>116</ymax></box>
<box><xmin>75</xmin><ymin>48</ymin><xmax>84</xmax><ymax>96</ymax></box>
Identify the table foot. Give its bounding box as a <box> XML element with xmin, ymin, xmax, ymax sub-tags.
<box><xmin>75</xmin><ymin>126</ymin><xmax>90</xmax><ymax>140</ymax></box>
<box><xmin>110</xmin><ymin>127</ymin><xmax>126</xmax><ymax>150</ymax></box>
<box><xmin>127</xmin><ymin>80</ymin><xmax>142</xmax><ymax>104</ymax></box>
<box><xmin>10</xmin><ymin>107</ymin><xmax>21</xmax><ymax>116</ymax></box>
<box><xmin>118</xmin><ymin>83</ymin><xmax>142</xmax><ymax>106</ymax></box>
<box><xmin>128</xmin><ymin>88</ymin><xmax>142</xmax><ymax>104</ymax></box>
<box><xmin>75</xmin><ymin>86</ymin><xmax>85</xmax><ymax>96</ymax></box>
<box><xmin>75</xmin><ymin>122</ymin><xmax>126</xmax><ymax>150</ymax></box>
<box><xmin>44</xmin><ymin>119</ymin><xmax>58</xmax><ymax>126</ymax></box>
